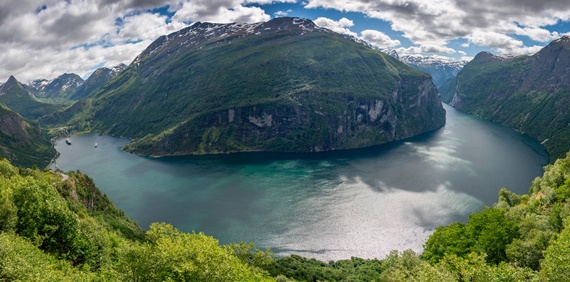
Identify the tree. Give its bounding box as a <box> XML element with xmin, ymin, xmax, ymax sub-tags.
<box><xmin>541</xmin><ymin>219</ymin><xmax>570</xmax><ymax>281</ymax></box>
<box><xmin>423</xmin><ymin>222</ymin><xmax>472</xmax><ymax>264</ymax></box>
<box><xmin>466</xmin><ymin>208</ymin><xmax>518</xmax><ymax>264</ymax></box>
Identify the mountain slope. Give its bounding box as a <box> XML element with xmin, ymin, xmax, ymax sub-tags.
<box><xmin>0</xmin><ymin>76</ymin><xmax>59</xmax><ymax>120</ymax></box>
<box><xmin>66</xmin><ymin>17</ymin><xmax>445</xmax><ymax>156</ymax></box>
<box><xmin>401</xmin><ymin>55</ymin><xmax>467</xmax><ymax>87</ymax></box>
<box><xmin>440</xmin><ymin>36</ymin><xmax>570</xmax><ymax>160</ymax></box>
<box><xmin>0</xmin><ymin>103</ymin><xmax>56</xmax><ymax>167</ymax></box>
<box><xmin>70</xmin><ymin>64</ymin><xmax>126</xmax><ymax>100</ymax></box>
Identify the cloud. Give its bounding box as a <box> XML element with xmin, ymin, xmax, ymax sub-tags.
<box><xmin>0</xmin><ymin>0</ymin><xmax>274</xmax><ymax>82</ymax></box>
<box><xmin>116</xmin><ymin>12</ymin><xmax>186</xmax><ymax>43</ymax></box>
<box><xmin>245</xmin><ymin>0</ymin><xmax>297</xmax><ymax>4</ymax></box>
<box><xmin>274</xmin><ymin>9</ymin><xmax>293</xmax><ymax>17</ymax></box>
<box><xmin>397</xmin><ymin>44</ymin><xmax>457</xmax><ymax>55</ymax></box>
<box><xmin>305</xmin><ymin>0</ymin><xmax>570</xmax><ymax>53</ymax></box>
<box><xmin>313</xmin><ymin>17</ymin><xmax>357</xmax><ymax>37</ymax></box>
<box><xmin>172</xmin><ymin>0</ymin><xmax>270</xmax><ymax>23</ymax></box>
<box><xmin>360</xmin><ymin>30</ymin><xmax>400</xmax><ymax>48</ymax></box>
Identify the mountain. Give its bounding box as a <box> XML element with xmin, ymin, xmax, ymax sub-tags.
<box><xmin>0</xmin><ymin>76</ymin><xmax>59</xmax><ymax>120</ymax></box>
<box><xmin>29</xmin><ymin>73</ymin><xmax>84</xmax><ymax>100</ymax></box>
<box><xmin>440</xmin><ymin>36</ymin><xmax>570</xmax><ymax>160</ymax></box>
<box><xmin>0</xmin><ymin>103</ymin><xmax>56</xmax><ymax>167</ymax></box>
<box><xmin>401</xmin><ymin>55</ymin><xmax>467</xmax><ymax>87</ymax></box>
<box><xmin>59</xmin><ymin>17</ymin><xmax>445</xmax><ymax>156</ymax></box>
<box><xmin>70</xmin><ymin>64</ymin><xmax>127</xmax><ymax>100</ymax></box>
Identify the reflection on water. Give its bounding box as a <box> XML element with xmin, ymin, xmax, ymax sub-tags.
<box><xmin>52</xmin><ymin>105</ymin><xmax>548</xmax><ymax>260</ymax></box>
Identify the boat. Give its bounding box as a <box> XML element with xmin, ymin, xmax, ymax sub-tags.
<box><xmin>65</xmin><ymin>138</ymin><xmax>71</xmax><ymax>145</ymax></box>
<box><xmin>95</xmin><ymin>143</ymin><xmax>98</xmax><ymax>148</ymax></box>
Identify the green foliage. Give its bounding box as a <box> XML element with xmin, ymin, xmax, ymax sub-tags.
<box><xmin>264</xmin><ymin>254</ymin><xmax>385</xmax><ymax>281</ymax></box>
<box><xmin>423</xmin><ymin>208</ymin><xmax>518</xmax><ymax>265</ymax></box>
<box><xmin>227</xmin><ymin>242</ymin><xmax>274</xmax><ymax>270</ymax></box>
<box><xmin>0</xmin><ymin>232</ymin><xmax>96</xmax><ymax>281</ymax></box>
<box><xmin>541</xmin><ymin>218</ymin><xmax>570</xmax><ymax>281</ymax></box>
<box><xmin>422</xmin><ymin>222</ymin><xmax>471</xmax><ymax>264</ymax></box>
<box><xmin>467</xmin><ymin>208</ymin><xmax>519</xmax><ymax>264</ymax></box>
<box><xmin>116</xmin><ymin>223</ymin><xmax>271</xmax><ymax>281</ymax></box>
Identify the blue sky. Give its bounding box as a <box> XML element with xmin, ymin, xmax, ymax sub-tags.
<box><xmin>1</xmin><ymin>0</ymin><xmax>570</xmax><ymax>82</ymax></box>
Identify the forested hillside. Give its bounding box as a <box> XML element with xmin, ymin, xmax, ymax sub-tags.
<box><xmin>0</xmin><ymin>104</ymin><xmax>56</xmax><ymax>168</ymax></box>
<box><xmin>2</xmin><ymin>150</ymin><xmax>570</xmax><ymax>280</ymax></box>
<box><xmin>440</xmin><ymin>36</ymin><xmax>570</xmax><ymax>161</ymax></box>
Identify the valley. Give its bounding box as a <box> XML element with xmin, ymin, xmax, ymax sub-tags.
<box><xmin>0</xmin><ymin>8</ymin><xmax>570</xmax><ymax>280</ymax></box>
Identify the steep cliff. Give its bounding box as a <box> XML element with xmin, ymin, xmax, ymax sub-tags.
<box><xmin>440</xmin><ymin>36</ymin><xmax>570</xmax><ymax>160</ymax></box>
<box><xmin>64</xmin><ymin>17</ymin><xmax>445</xmax><ymax>156</ymax></box>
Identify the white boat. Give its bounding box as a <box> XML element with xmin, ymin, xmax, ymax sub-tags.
<box><xmin>95</xmin><ymin>143</ymin><xmax>98</xmax><ymax>148</ymax></box>
<box><xmin>65</xmin><ymin>138</ymin><xmax>71</xmax><ymax>145</ymax></box>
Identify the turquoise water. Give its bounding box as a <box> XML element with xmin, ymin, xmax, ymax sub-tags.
<box><xmin>51</xmin><ymin>105</ymin><xmax>549</xmax><ymax>260</ymax></box>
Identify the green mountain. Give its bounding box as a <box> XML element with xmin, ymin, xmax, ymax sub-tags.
<box><xmin>60</xmin><ymin>17</ymin><xmax>445</xmax><ymax>156</ymax></box>
<box><xmin>440</xmin><ymin>36</ymin><xmax>570</xmax><ymax>160</ymax></box>
<box><xmin>0</xmin><ymin>103</ymin><xmax>56</xmax><ymax>167</ymax></box>
<box><xmin>0</xmin><ymin>76</ymin><xmax>59</xmax><ymax>120</ymax></box>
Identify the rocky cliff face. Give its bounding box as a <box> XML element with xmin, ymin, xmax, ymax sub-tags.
<box><xmin>440</xmin><ymin>36</ymin><xmax>570</xmax><ymax>160</ymax></box>
<box><xmin>67</xmin><ymin>17</ymin><xmax>445</xmax><ymax>156</ymax></box>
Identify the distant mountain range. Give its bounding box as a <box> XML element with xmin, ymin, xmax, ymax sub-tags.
<box><xmin>52</xmin><ymin>17</ymin><xmax>445</xmax><ymax>156</ymax></box>
<box><xmin>26</xmin><ymin>64</ymin><xmax>127</xmax><ymax>101</ymax></box>
<box><xmin>400</xmin><ymin>55</ymin><xmax>468</xmax><ymax>87</ymax></box>
<box><xmin>440</xmin><ymin>36</ymin><xmax>570</xmax><ymax>160</ymax></box>
<box><xmin>29</xmin><ymin>73</ymin><xmax>84</xmax><ymax>100</ymax></box>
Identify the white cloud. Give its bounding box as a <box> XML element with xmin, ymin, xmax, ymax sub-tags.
<box><xmin>397</xmin><ymin>44</ymin><xmax>457</xmax><ymax>55</ymax></box>
<box><xmin>116</xmin><ymin>12</ymin><xmax>186</xmax><ymax>43</ymax></box>
<box><xmin>245</xmin><ymin>0</ymin><xmax>297</xmax><ymax>4</ymax></box>
<box><xmin>0</xmin><ymin>0</ymin><xmax>276</xmax><ymax>82</ymax></box>
<box><xmin>360</xmin><ymin>30</ymin><xmax>400</xmax><ymax>48</ymax></box>
<box><xmin>172</xmin><ymin>0</ymin><xmax>270</xmax><ymax>23</ymax></box>
<box><xmin>274</xmin><ymin>9</ymin><xmax>293</xmax><ymax>17</ymax></box>
<box><xmin>313</xmin><ymin>17</ymin><xmax>357</xmax><ymax>37</ymax></box>
<box><xmin>305</xmin><ymin>0</ymin><xmax>570</xmax><ymax>53</ymax></box>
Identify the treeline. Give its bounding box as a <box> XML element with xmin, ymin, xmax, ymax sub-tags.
<box><xmin>1</xmin><ymin>153</ymin><xmax>570</xmax><ymax>281</ymax></box>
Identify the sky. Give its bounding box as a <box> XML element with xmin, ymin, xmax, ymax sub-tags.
<box><xmin>2</xmin><ymin>0</ymin><xmax>570</xmax><ymax>83</ymax></box>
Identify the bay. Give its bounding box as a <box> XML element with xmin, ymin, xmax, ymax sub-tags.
<box><xmin>51</xmin><ymin>104</ymin><xmax>549</xmax><ymax>260</ymax></box>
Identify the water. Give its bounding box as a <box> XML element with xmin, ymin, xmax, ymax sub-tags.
<box><xmin>51</xmin><ymin>105</ymin><xmax>549</xmax><ymax>260</ymax></box>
